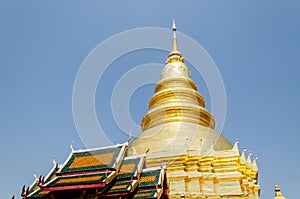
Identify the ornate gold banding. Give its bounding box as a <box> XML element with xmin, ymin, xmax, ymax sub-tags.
<box><xmin>166</xmin><ymin>55</ymin><xmax>184</xmax><ymax>64</ymax></box>
<box><xmin>148</xmin><ymin>89</ymin><xmax>205</xmax><ymax>109</ymax></box>
<box><xmin>155</xmin><ymin>78</ymin><xmax>198</xmax><ymax>92</ymax></box>
<box><xmin>141</xmin><ymin>105</ymin><xmax>215</xmax><ymax>131</ymax></box>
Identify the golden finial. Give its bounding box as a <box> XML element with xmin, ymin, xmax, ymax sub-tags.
<box><xmin>240</xmin><ymin>146</ymin><xmax>247</xmax><ymax>163</ymax></box>
<box><xmin>275</xmin><ymin>185</ymin><xmax>282</xmax><ymax>195</ymax></box>
<box><xmin>247</xmin><ymin>151</ymin><xmax>252</xmax><ymax>160</ymax></box>
<box><xmin>232</xmin><ymin>139</ymin><xmax>239</xmax><ymax>152</ymax></box>
<box><xmin>167</xmin><ymin>19</ymin><xmax>183</xmax><ymax>63</ymax></box>
<box><xmin>170</xmin><ymin>19</ymin><xmax>180</xmax><ymax>53</ymax></box>
<box><xmin>246</xmin><ymin>151</ymin><xmax>252</xmax><ymax>167</ymax></box>
<box><xmin>274</xmin><ymin>185</ymin><xmax>286</xmax><ymax>198</ymax></box>
<box><xmin>172</xmin><ymin>19</ymin><xmax>176</xmax><ymax>32</ymax></box>
<box><xmin>252</xmin><ymin>155</ymin><xmax>258</xmax><ymax>171</ymax></box>
<box><xmin>172</xmin><ymin>19</ymin><xmax>177</xmax><ymax>42</ymax></box>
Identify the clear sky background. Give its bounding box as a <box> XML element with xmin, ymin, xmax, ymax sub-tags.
<box><xmin>1</xmin><ymin>1</ymin><xmax>299</xmax><ymax>198</ymax></box>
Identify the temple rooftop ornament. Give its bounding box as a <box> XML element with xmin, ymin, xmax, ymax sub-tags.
<box><xmin>33</xmin><ymin>171</ymin><xmax>37</xmax><ymax>181</ymax></box>
<box><xmin>274</xmin><ymin>185</ymin><xmax>287</xmax><ymax>199</ymax></box>
<box><xmin>232</xmin><ymin>139</ymin><xmax>239</xmax><ymax>151</ymax></box>
<box><xmin>167</xmin><ymin>19</ymin><xmax>183</xmax><ymax>61</ymax></box>
<box><xmin>70</xmin><ymin>141</ymin><xmax>74</xmax><ymax>152</ymax></box>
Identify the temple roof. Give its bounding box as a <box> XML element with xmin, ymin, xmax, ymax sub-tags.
<box><xmin>139</xmin><ymin>167</ymin><xmax>164</xmax><ymax>188</ymax></box>
<box><xmin>117</xmin><ymin>155</ymin><xmax>145</xmax><ymax>179</ymax></box>
<box><xmin>24</xmin><ymin>142</ymin><xmax>167</xmax><ymax>199</ymax></box>
<box><xmin>58</xmin><ymin>143</ymin><xmax>127</xmax><ymax>174</ymax></box>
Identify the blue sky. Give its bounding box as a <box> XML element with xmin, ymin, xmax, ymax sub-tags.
<box><xmin>1</xmin><ymin>0</ymin><xmax>299</xmax><ymax>198</ymax></box>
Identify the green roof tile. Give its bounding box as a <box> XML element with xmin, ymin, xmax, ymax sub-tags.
<box><xmin>27</xmin><ymin>188</ymin><xmax>50</xmax><ymax>198</ymax></box>
<box><xmin>117</xmin><ymin>156</ymin><xmax>144</xmax><ymax>180</ymax></box>
<box><xmin>46</xmin><ymin>172</ymin><xmax>108</xmax><ymax>187</ymax></box>
<box><xmin>59</xmin><ymin>146</ymin><xmax>122</xmax><ymax>174</ymax></box>
<box><xmin>108</xmin><ymin>181</ymin><xmax>131</xmax><ymax>193</ymax></box>
<box><xmin>133</xmin><ymin>189</ymin><xmax>162</xmax><ymax>199</ymax></box>
<box><xmin>139</xmin><ymin>168</ymin><xmax>162</xmax><ymax>188</ymax></box>
<box><xmin>23</xmin><ymin>143</ymin><xmax>167</xmax><ymax>199</ymax></box>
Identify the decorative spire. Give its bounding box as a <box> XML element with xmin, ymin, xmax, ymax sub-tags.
<box><xmin>172</xmin><ymin>19</ymin><xmax>176</xmax><ymax>31</ymax></box>
<box><xmin>274</xmin><ymin>185</ymin><xmax>287</xmax><ymax>199</ymax></box>
<box><xmin>232</xmin><ymin>139</ymin><xmax>239</xmax><ymax>151</ymax></box>
<box><xmin>171</xmin><ymin>19</ymin><xmax>179</xmax><ymax>52</ymax></box>
<box><xmin>232</xmin><ymin>139</ymin><xmax>240</xmax><ymax>156</ymax></box>
<box><xmin>246</xmin><ymin>151</ymin><xmax>252</xmax><ymax>167</ymax></box>
<box><xmin>167</xmin><ymin>20</ymin><xmax>183</xmax><ymax>63</ymax></box>
<box><xmin>240</xmin><ymin>147</ymin><xmax>247</xmax><ymax>164</ymax></box>
<box><xmin>252</xmin><ymin>155</ymin><xmax>258</xmax><ymax>171</ymax></box>
<box><xmin>275</xmin><ymin>185</ymin><xmax>282</xmax><ymax>196</ymax></box>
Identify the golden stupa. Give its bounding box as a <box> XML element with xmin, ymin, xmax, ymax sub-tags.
<box><xmin>127</xmin><ymin>21</ymin><xmax>278</xmax><ymax>199</ymax></box>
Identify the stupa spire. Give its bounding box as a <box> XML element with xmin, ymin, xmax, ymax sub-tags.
<box><xmin>167</xmin><ymin>20</ymin><xmax>183</xmax><ymax>64</ymax></box>
<box><xmin>171</xmin><ymin>19</ymin><xmax>179</xmax><ymax>52</ymax></box>
<box><xmin>137</xmin><ymin>20</ymin><xmax>215</xmax><ymax>131</ymax></box>
<box><xmin>128</xmin><ymin>20</ymin><xmax>232</xmax><ymax>162</ymax></box>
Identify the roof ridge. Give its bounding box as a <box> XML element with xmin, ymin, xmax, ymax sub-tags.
<box><xmin>73</xmin><ymin>142</ymin><xmax>128</xmax><ymax>153</ymax></box>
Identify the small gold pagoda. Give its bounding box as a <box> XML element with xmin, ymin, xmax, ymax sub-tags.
<box><xmin>274</xmin><ymin>185</ymin><xmax>287</xmax><ymax>199</ymax></box>
<box><xmin>128</xmin><ymin>21</ymin><xmax>262</xmax><ymax>199</ymax></box>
